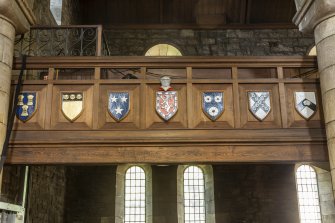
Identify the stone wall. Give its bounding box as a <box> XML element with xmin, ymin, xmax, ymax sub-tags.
<box><xmin>64</xmin><ymin>166</ymin><xmax>117</xmax><ymax>223</ymax></box>
<box><xmin>0</xmin><ymin>166</ymin><xmax>25</xmax><ymax>204</ymax></box>
<box><xmin>104</xmin><ymin>29</ymin><xmax>315</xmax><ymax>56</ymax></box>
<box><xmin>315</xmin><ymin>167</ymin><xmax>335</xmax><ymax>223</ymax></box>
<box><xmin>27</xmin><ymin>166</ymin><xmax>66</xmax><ymax>223</ymax></box>
<box><xmin>152</xmin><ymin>166</ymin><xmax>178</xmax><ymax>223</ymax></box>
<box><xmin>214</xmin><ymin>164</ymin><xmax>299</xmax><ymax>223</ymax></box>
<box><xmin>63</xmin><ymin>164</ymin><xmax>300</xmax><ymax>223</ymax></box>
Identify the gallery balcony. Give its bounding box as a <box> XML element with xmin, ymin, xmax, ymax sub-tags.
<box><xmin>9</xmin><ymin>25</ymin><xmax>326</xmax><ymax>165</ymax></box>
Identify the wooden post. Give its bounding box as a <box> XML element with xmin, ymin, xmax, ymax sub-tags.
<box><xmin>277</xmin><ymin>67</ymin><xmax>288</xmax><ymax>128</ymax></box>
<box><xmin>96</xmin><ymin>25</ymin><xmax>103</xmax><ymax>56</ymax></box>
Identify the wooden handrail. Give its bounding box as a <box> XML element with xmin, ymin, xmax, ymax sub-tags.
<box><xmin>13</xmin><ymin>56</ymin><xmax>318</xmax><ymax>69</ymax></box>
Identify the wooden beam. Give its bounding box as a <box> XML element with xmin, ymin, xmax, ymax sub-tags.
<box><xmin>240</xmin><ymin>0</ymin><xmax>248</xmax><ymax>24</ymax></box>
<box><xmin>102</xmin><ymin>23</ymin><xmax>296</xmax><ymax>30</ymax></box>
<box><xmin>246</xmin><ymin>0</ymin><xmax>252</xmax><ymax>24</ymax></box>
<box><xmin>9</xmin><ymin>129</ymin><xmax>326</xmax><ymax>144</ymax></box>
<box><xmin>7</xmin><ymin>144</ymin><xmax>328</xmax><ymax>164</ymax></box>
<box><xmin>12</xmin><ymin>56</ymin><xmax>318</xmax><ymax>70</ymax></box>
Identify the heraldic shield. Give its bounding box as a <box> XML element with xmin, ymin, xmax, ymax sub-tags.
<box><xmin>202</xmin><ymin>92</ymin><xmax>224</xmax><ymax>121</ymax></box>
<box><xmin>248</xmin><ymin>91</ymin><xmax>271</xmax><ymax>121</ymax></box>
<box><xmin>108</xmin><ymin>92</ymin><xmax>130</xmax><ymax>122</ymax></box>
<box><xmin>61</xmin><ymin>92</ymin><xmax>83</xmax><ymax>122</ymax></box>
<box><xmin>295</xmin><ymin>91</ymin><xmax>317</xmax><ymax>120</ymax></box>
<box><xmin>156</xmin><ymin>91</ymin><xmax>178</xmax><ymax>121</ymax></box>
<box><xmin>16</xmin><ymin>92</ymin><xmax>37</xmax><ymax>122</ymax></box>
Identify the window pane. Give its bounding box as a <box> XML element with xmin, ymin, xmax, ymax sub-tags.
<box><xmin>296</xmin><ymin>165</ymin><xmax>322</xmax><ymax>223</ymax></box>
<box><xmin>125</xmin><ymin>166</ymin><xmax>146</xmax><ymax>223</ymax></box>
<box><xmin>145</xmin><ymin>44</ymin><xmax>182</xmax><ymax>56</ymax></box>
<box><xmin>184</xmin><ymin>166</ymin><xmax>206</xmax><ymax>223</ymax></box>
<box><xmin>50</xmin><ymin>0</ymin><xmax>62</xmax><ymax>25</ymax></box>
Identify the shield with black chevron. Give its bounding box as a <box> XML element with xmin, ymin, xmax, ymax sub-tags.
<box><xmin>295</xmin><ymin>92</ymin><xmax>317</xmax><ymax>120</ymax></box>
<box><xmin>248</xmin><ymin>91</ymin><xmax>271</xmax><ymax>121</ymax></box>
<box><xmin>202</xmin><ymin>92</ymin><xmax>224</xmax><ymax>121</ymax></box>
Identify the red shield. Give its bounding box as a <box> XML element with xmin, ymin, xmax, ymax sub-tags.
<box><xmin>156</xmin><ymin>91</ymin><xmax>178</xmax><ymax>121</ymax></box>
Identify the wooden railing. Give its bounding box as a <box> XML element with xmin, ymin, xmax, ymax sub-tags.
<box><xmin>8</xmin><ymin>56</ymin><xmax>327</xmax><ymax>164</ymax></box>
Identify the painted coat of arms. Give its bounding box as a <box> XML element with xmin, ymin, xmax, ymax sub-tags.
<box><xmin>61</xmin><ymin>92</ymin><xmax>83</xmax><ymax>122</ymax></box>
<box><xmin>248</xmin><ymin>91</ymin><xmax>271</xmax><ymax>121</ymax></box>
<box><xmin>108</xmin><ymin>92</ymin><xmax>130</xmax><ymax>122</ymax></box>
<box><xmin>16</xmin><ymin>92</ymin><xmax>37</xmax><ymax>122</ymax></box>
<box><xmin>156</xmin><ymin>76</ymin><xmax>178</xmax><ymax>121</ymax></box>
<box><xmin>295</xmin><ymin>91</ymin><xmax>317</xmax><ymax>120</ymax></box>
<box><xmin>202</xmin><ymin>92</ymin><xmax>224</xmax><ymax>121</ymax></box>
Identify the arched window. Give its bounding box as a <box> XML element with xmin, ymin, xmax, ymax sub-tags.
<box><xmin>184</xmin><ymin>166</ymin><xmax>206</xmax><ymax>223</ymax></box>
<box><xmin>145</xmin><ymin>44</ymin><xmax>182</xmax><ymax>56</ymax></box>
<box><xmin>125</xmin><ymin>166</ymin><xmax>146</xmax><ymax>223</ymax></box>
<box><xmin>177</xmin><ymin>165</ymin><xmax>215</xmax><ymax>223</ymax></box>
<box><xmin>296</xmin><ymin>165</ymin><xmax>322</xmax><ymax>223</ymax></box>
<box><xmin>50</xmin><ymin>0</ymin><xmax>63</xmax><ymax>25</ymax></box>
<box><xmin>115</xmin><ymin>165</ymin><xmax>152</xmax><ymax>223</ymax></box>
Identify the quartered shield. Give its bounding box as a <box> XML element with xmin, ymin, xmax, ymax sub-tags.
<box><xmin>248</xmin><ymin>91</ymin><xmax>271</xmax><ymax>121</ymax></box>
<box><xmin>108</xmin><ymin>92</ymin><xmax>130</xmax><ymax>122</ymax></box>
<box><xmin>61</xmin><ymin>92</ymin><xmax>84</xmax><ymax>122</ymax></box>
<box><xmin>202</xmin><ymin>92</ymin><xmax>224</xmax><ymax>121</ymax></box>
<box><xmin>156</xmin><ymin>91</ymin><xmax>178</xmax><ymax>121</ymax></box>
<box><xmin>16</xmin><ymin>92</ymin><xmax>37</xmax><ymax>122</ymax></box>
<box><xmin>295</xmin><ymin>91</ymin><xmax>317</xmax><ymax>120</ymax></box>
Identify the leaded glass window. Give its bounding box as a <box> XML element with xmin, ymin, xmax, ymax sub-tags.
<box><xmin>125</xmin><ymin>166</ymin><xmax>146</xmax><ymax>223</ymax></box>
<box><xmin>183</xmin><ymin>166</ymin><xmax>206</xmax><ymax>223</ymax></box>
<box><xmin>145</xmin><ymin>44</ymin><xmax>182</xmax><ymax>56</ymax></box>
<box><xmin>296</xmin><ymin>165</ymin><xmax>322</xmax><ymax>223</ymax></box>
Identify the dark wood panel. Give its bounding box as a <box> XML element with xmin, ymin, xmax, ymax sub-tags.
<box><xmin>80</xmin><ymin>0</ymin><xmax>296</xmax><ymax>27</ymax></box>
<box><xmin>7</xmin><ymin>144</ymin><xmax>328</xmax><ymax>164</ymax></box>
<box><xmin>249</xmin><ymin>0</ymin><xmax>296</xmax><ymax>23</ymax></box>
<box><xmin>9</xmin><ymin>129</ymin><xmax>326</xmax><ymax>144</ymax></box>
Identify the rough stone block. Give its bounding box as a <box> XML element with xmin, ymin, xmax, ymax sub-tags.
<box><xmin>0</xmin><ymin>91</ymin><xmax>9</xmax><ymax>125</ymax></box>
<box><xmin>320</xmin><ymin>65</ymin><xmax>335</xmax><ymax>95</ymax></box>
<box><xmin>315</xmin><ymin>16</ymin><xmax>335</xmax><ymax>45</ymax></box>
<box><xmin>180</xmin><ymin>30</ymin><xmax>194</xmax><ymax>37</ymax></box>
<box><xmin>0</xmin><ymin>63</ymin><xmax>11</xmax><ymax>94</ymax></box>
<box><xmin>316</xmin><ymin>35</ymin><xmax>335</xmax><ymax>71</ymax></box>
<box><xmin>320</xmin><ymin>200</ymin><xmax>335</xmax><ymax>215</ymax></box>
<box><xmin>323</xmin><ymin>89</ymin><xmax>335</xmax><ymax>123</ymax></box>
<box><xmin>0</xmin><ymin>18</ymin><xmax>15</xmax><ymax>41</ymax></box>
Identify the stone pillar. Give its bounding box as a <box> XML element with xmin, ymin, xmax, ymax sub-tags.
<box><xmin>294</xmin><ymin>0</ymin><xmax>335</xmax><ymax>196</ymax></box>
<box><xmin>0</xmin><ymin>0</ymin><xmax>36</xmax><ymax>193</ymax></box>
<box><xmin>0</xmin><ymin>15</ymin><xmax>15</xmax><ymax>162</ymax></box>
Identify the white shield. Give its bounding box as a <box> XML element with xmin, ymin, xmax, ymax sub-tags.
<box><xmin>156</xmin><ymin>91</ymin><xmax>178</xmax><ymax>121</ymax></box>
<box><xmin>61</xmin><ymin>92</ymin><xmax>83</xmax><ymax>122</ymax></box>
<box><xmin>295</xmin><ymin>91</ymin><xmax>317</xmax><ymax>120</ymax></box>
<box><xmin>248</xmin><ymin>91</ymin><xmax>271</xmax><ymax>121</ymax></box>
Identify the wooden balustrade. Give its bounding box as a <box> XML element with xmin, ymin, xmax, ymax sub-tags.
<box><xmin>8</xmin><ymin>56</ymin><xmax>327</xmax><ymax>164</ymax></box>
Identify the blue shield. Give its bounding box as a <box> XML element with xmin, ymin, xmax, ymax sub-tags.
<box><xmin>202</xmin><ymin>92</ymin><xmax>224</xmax><ymax>121</ymax></box>
<box><xmin>108</xmin><ymin>92</ymin><xmax>130</xmax><ymax>121</ymax></box>
<box><xmin>16</xmin><ymin>92</ymin><xmax>37</xmax><ymax>122</ymax></box>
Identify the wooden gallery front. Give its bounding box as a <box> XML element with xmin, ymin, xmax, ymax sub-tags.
<box><xmin>1</xmin><ymin>0</ymin><xmax>335</xmax><ymax>223</ymax></box>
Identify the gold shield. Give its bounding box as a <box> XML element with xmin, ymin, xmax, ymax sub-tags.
<box><xmin>61</xmin><ymin>92</ymin><xmax>83</xmax><ymax>122</ymax></box>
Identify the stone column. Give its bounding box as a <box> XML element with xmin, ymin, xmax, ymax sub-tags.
<box><xmin>0</xmin><ymin>0</ymin><xmax>36</xmax><ymax>192</ymax></box>
<box><xmin>294</xmin><ymin>0</ymin><xmax>335</xmax><ymax>196</ymax></box>
<box><xmin>0</xmin><ymin>15</ymin><xmax>15</xmax><ymax>164</ymax></box>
